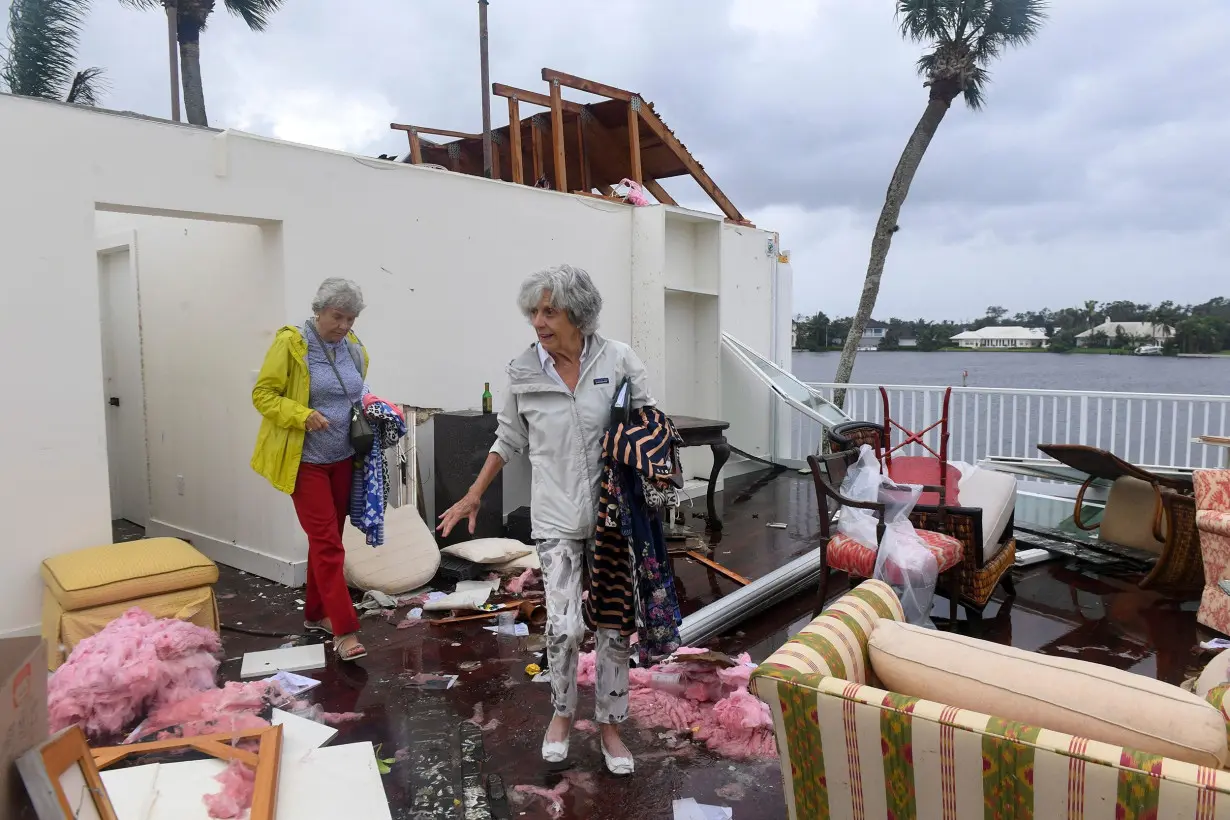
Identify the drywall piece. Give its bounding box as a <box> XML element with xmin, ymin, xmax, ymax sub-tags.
<box><xmin>240</xmin><ymin>643</ymin><xmax>326</xmax><ymax>679</ymax></box>
<box><xmin>271</xmin><ymin>708</ymin><xmax>338</xmax><ymax>756</ymax></box>
<box><xmin>99</xmin><ymin>743</ymin><xmax>390</xmax><ymax>820</ymax></box>
<box><xmin>673</xmin><ymin>798</ymin><xmax>733</xmax><ymax>820</ymax></box>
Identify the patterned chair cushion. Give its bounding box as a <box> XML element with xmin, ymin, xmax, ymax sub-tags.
<box><xmin>828</xmin><ymin>529</ymin><xmax>963</xmax><ymax>578</ymax></box>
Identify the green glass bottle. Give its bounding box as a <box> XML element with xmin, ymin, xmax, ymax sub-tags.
<box><xmin>482</xmin><ymin>382</ymin><xmax>492</xmax><ymax>414</ymax></box>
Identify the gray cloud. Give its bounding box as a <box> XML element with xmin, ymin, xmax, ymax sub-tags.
<box><xmin>7</xmin><ymin>0</ymin><xmax>1227</xmax><ymax>318</ymax></box>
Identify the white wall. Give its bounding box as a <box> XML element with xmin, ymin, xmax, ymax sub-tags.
<box><xmin>0</xmin><ymin>93</ymin><xmax>784</xmax><ymax>635</ymax></box>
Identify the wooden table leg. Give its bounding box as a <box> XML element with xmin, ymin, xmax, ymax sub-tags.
<box><xmin>706</xmin><ymin>440</ymin><xmax>731</xmax><ymax>530</ymax></box>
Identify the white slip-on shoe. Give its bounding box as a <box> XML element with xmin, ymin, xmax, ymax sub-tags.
<box><xmin>541</xmin><ymin>730</ymin><xmax>570</xmax><ymax>763</ymax></box>
<box><xmin>601</xmin><ymin>740</ymin><xmax>634</xmax><ymax>776</ymax></box>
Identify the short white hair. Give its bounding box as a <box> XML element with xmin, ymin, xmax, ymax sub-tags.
<box><xmin>311</xmin><ymin>277</ymin><xmax>365</xmax><ymax>315</ymax></box>
<box><xmin>516</xmin><ymin>264</ymin><xmax>603</xmax><ymax>335</ymax></box>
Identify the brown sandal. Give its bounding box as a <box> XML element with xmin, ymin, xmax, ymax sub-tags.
<box><xmin>333</xmin><ymin>632</ymin><xmax>367</xmax><ymax>662</ymax></box>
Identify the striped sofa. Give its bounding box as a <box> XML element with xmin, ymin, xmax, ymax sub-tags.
<box><xmin>750</xmin><ymin>579</ymin><xmax>1230</xmax><ymax>819</ymax></box>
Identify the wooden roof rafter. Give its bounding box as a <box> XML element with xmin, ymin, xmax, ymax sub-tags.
<box><xmin>540</xmin><ymin>67</ymin><xmax>747</xmax><ymax>224</ymax></box>
<box><xmin>490</xmin><ymin>83</ymin><xmax>678</xmax><ymax>205</ymax></box>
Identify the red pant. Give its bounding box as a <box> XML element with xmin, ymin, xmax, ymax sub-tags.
<box><xmin>292</xmin><ymin>459</ymin><xmax>360</xmax><ymax>636</ymax></box>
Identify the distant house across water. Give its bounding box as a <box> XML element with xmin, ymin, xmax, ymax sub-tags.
<box><xmin>1076</xmin><ymin>319</ymin><xmax>1174</xmax><ymax>347</ymax></box>
<box><xmin>951</xmin><ymin>326</ymin><xmax>1050</xmax><ymax>349</ymax></box>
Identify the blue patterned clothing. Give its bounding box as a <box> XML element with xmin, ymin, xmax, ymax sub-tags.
<box><xmin>349</xmin><ymin>399</ymin><xmax>407</xmax><ymax>546</ymax></box>
<box><xmin>301</xmin><ymin>319</ymin><xmax>369</xmax><ymax>465</ymax></box>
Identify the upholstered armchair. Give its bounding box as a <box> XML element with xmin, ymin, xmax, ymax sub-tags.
<box><xmin>1195</xmin><ymin>469</ymin><xmax>1230</xmax><ymax>635</ymax></box>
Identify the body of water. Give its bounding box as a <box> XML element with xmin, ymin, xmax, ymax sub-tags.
<box><xmin>792</xmin><ymin>350</ymin><xmax>1230</xmax><ymax>395</ymax></box>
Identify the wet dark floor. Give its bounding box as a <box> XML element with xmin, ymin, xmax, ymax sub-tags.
<box><xmin>196</xmin><ymin>467</ymin><xmax>1211</xmax><ymax>820</ymax></box>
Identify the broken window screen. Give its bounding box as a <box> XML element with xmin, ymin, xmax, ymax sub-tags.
<box><xmin>721</xmin><ymin>333</ymin><xmax>849</xmax><ymax>427</ymax></box>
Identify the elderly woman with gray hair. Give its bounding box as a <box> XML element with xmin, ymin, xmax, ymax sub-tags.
<box><xmin>438</xmin><ymin>264</ymin><xmax>655</xmax><ymax>776</ymax></box>
<box><xmin>251</xmin><ymin>277</ymin><xmax>372</xmax><ymax>663</ymax></box>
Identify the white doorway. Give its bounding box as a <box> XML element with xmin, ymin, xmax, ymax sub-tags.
<box><xmin>97</xmin><ymin>233</ymin><xmax>150</xmax><ymax>527</ymax></box>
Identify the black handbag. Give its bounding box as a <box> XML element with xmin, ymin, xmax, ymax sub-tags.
<box><xmin>307</xmin><ymin>323</ymin><xmax>375</xmax><ymax>456</ymax></box>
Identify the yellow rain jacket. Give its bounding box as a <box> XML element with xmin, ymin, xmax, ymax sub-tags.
<box><xmin>250</xmin><ymin>325</ymin><xmax>369</xmax><ymax>494</ymax></box>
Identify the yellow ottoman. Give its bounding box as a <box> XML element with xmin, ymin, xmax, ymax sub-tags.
<box><xmin>40</xmin><ymin>538</ymin><xmax>220</xmax><ymax>671</ymax></box>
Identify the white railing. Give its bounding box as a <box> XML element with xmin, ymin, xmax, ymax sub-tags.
<box><xmin>791</xmin><ymin>383</ymin><xmax>1230</xmax><ymax>470</ymax></box>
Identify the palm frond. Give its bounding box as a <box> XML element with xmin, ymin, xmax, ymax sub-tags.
<box><xmin>223</xmin><ymin>0</ymin><xmax>282</xmax><ymax>31</ymax></box>
<box><xmin>116</xmin><ymin>0</ymin><xmax>165</xmax><ymax>10</ymax></box>
<box><xmin>975</xmin><ymin>0</ymin><xmax>1047</xmax><ymax>60</ymax></box>
<box><xmin>896</xmin><ymin>0</ymin><xmax>963</xmax><ymax>44</ymax></box>
<box><xmin>2</xmin><ymin>0</ymin><xmax>90</xmax><ymax>100</ymax></box>
<box><xmin>65</xmin><ymin>65</ymin><xmax>106</xmax><ymax>104</ymax></box>
<box><xmin>961</xmin><ymin>65</ymin><xmax>989</xmax><ymax>109</ymax></box>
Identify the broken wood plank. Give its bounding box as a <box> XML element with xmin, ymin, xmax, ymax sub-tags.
<box><xmin>685</xmin><ymin>550</ymin><xmax>751</xmax><ymax>586</ymax></box>
<box><xmin>407</xmin><ymin>129</ymin><xmax>423</xmax><ymax>164</ymax></box>
<box><xmin>576</xmin><ymin>115</ymin><xmax>590</xmax><ymax>191</ymax></box>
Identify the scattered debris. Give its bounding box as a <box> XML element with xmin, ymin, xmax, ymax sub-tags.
<box><xmin>483</xmin><ymin>622</ymin><xmax>529</xmax><ymax>637</ymax></box>
<box><xmin>575</xmin><ymin>647</ymin><xmax>775</xmax><ymax>760</ymax></box>
<box><xmin>459</xmin><ymin>661</ymin><xmax>483</xmax><ymax>672</ymax></box>
<box><xmin>715</xmin><ymin>782</ymin><xmax>747</xmax><ymax>801</ymax></box>
<box><xmin>512</xmin><ymin>771</ymin><xmax>595</xmax><ymax>817</ymax></box>
<box><xmin>422</xmin><ymin>579</ymin><xmax>499</xmax><ymax>612</ymax></box>
<box><xmin>1201</xmin><ymin>638</ymin><xmax>1230</xmax><ymax>651</ymax></box>
<box><xmin>266</xmin><ymin>670</ymin><xmax>320</xmax><ymax>696</ymax></box>
<box><xmin>465</xmin><ymin>702</ymin><xmax>501</xmax><ymax>732</ymax></box>
<box><xmin>525</xmin><ymin>663</ymin><xmax>542</xmax><ymax>677</ymax></box>
<box><xmin>402</xmin><ymin>672</ymin><xmax>459</xmax><ymax>689</ymax></box>
<box><xmin>574</xmin><ymin>719</ymin><xmax>598</xmax><ymax>734</ymax></box>
<box><xmin>766</xmin><ymin>522</ymin><xmax>787</xmax><ymax>529</ymax></box>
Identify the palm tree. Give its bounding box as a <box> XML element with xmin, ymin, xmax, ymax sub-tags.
<box><xmin>832</xmin><ymin>0</ymin><xmax>1047</xmax><ymax>406</ymax></box>
<box><xmin>2</xmin><ymin>0</ymin><xmax>106</xmax><ymax>104</ymax></box>
<box><xmin>121</xmin><ymin>0</ymin><xmax>283</xmax><ymax>126</ymax></box>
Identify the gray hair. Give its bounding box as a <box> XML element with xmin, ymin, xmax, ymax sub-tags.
<box><xmin>311</xmin><ymin>277</ymin><xmax>366</xmax><ymax>316</ymax></box>
<box><xmin>517</xmin><ymin>264</ymin><xmax>603</xmax><ymax>335</ymax></box>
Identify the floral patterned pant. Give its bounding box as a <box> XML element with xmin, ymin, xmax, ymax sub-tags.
<box><xmin>537</xmin><ymin>538</ymin><xmax>630</xmax><ymax>724</ymax></box>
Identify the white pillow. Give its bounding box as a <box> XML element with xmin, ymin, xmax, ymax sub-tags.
<box><xmin>343</xmin><ymin>504</ymin><xmax>440</xmax><ymax>595</ymax></box>
<box><xmin>440</xmin><ymin>538</ymin><xmax>532</xmax><ymax>565</ymax></box>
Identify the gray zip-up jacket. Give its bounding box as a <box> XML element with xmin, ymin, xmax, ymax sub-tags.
<box><xmin>489</xmin><ymin>333</ymin><xmax>656</xmax><ymax>541</ymax></box>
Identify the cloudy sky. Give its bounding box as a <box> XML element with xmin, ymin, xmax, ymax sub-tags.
<box><xmin>27</xmin><ymin>0</ymin><xmax>1230</xmax><ymax>321</ymax></box>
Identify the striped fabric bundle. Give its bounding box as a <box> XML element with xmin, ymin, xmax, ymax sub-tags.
<box><xmin>584</xmin><ymin>405</ymin><xmax>683</xmax><ymax>661</ymax></box>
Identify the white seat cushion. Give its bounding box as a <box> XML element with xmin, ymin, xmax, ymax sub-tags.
<box><xmin>440</xmin><ymin>539</ymin><xmax>532</xmax><ymax>565</ymax></box>
<box><xmin>343</xmin><ymin>504</ymin><xmax>440</xmax><ymax>595</ymax></box>
<box><xmin>958</xmin><ymin>467</ymin><xmax>1017</xmax><ymax>561</ymax></box>
<box><xmin>870</xmin><ymin>619</ymin><xmax>1229</xmax><ymax>769</ymax></box>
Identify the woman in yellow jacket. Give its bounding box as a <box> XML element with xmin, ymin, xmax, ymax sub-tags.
<box><xmin>251</xmin><ymin>277</ymin><xmax>371</xmax><ymax>662</ymax></box>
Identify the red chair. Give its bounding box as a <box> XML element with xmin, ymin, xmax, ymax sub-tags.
<box><xmin>879</xmin><ymin>386</ymin><xmax>961</xmax><ymax>507</ymax></box>
<box><xmin>808</xmin><ymin>450</ymin><xmax>963</xmax><ymax>626</ymax></box>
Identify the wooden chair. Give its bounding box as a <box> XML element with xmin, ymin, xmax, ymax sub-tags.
<box><xmin>808</xmin><ymin>450</ymin><xmax>963</xmax><ymax>626</ymax></box>
<box><xmin>1037</xmin><ymin>443</ymin><xmax>1202</xmax><ymax>593</ymax></box>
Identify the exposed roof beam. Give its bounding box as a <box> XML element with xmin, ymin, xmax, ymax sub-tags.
<box><xmin>491</xmin><ymin>83</ymin><xmax>585</xmax><ymax>115</ymax></box>
<box><xmin>390</xmin><ymin>123</ymin><xmax>483</xmax><ymax>141</ymax></box>
<box><xmin>540</xmin><ymin>68</ymin><xmax>745</xmax><ymax>223</ymax></box>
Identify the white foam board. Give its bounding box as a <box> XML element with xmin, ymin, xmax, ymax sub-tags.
<box><xmin>240</xmin><ymin>643</ymin><xmax>326</xmax><ymax>679</ymax></box>
<box><xmin>271</xmin><ymin>708</ymin><xmax>338</xmax><ymax>756</ymax></box>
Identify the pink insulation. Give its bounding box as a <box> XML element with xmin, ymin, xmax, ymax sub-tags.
<box><xmin>138</xmin><ymin>680</ymin><xmax>275</xmax><ymax>740</ymax></box>
<box><xmin>505</xmin><ymin>568</ymin><xmax>542</xmax><ymax>595</ymax></box>
<box><xmin>49</xmin><ymin>608</ymin><xmax>223</xmax><ymax>739</ymax></box>
<box><xmin>203</xmin><ymin>760</ymin><xmax>256</xmax><ymax>819</ymax></box>
<box><xmin>573</xmin><ymin>648</ymin><xmax>777</xmax><ymax>760</ymax></box>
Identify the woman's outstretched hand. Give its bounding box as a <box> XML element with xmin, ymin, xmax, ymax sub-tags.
<box><xmin>305</xmin><ymin>411</ymin><xmax>329</xmax><ymax>432</ymax></box>
<box><xmin>437</xmin><ymin>492</ymin><xmax>480</xmax><ymax>537</ymax></box>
